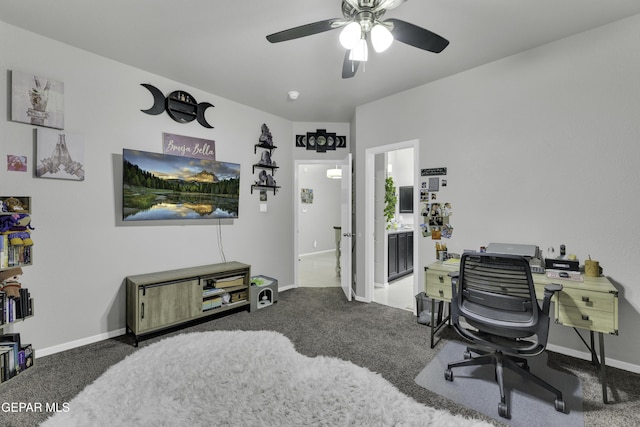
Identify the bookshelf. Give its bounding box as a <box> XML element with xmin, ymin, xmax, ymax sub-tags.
<box><xmin>126</xmin><ymin>261</ymin><xmax>252</xmax><ymax>346</ymax></box>
<box><xmin>1</xmin><ymin>196</ymin><xmax>35</xmax><ymax>384</ymax></box>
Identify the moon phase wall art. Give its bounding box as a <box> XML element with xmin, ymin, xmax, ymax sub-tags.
<box><xmin>140</xmin><ymin>83</ymin><xmax>215</xmax><ymax>128</ymax></box>
<box><xmin>295</xmin><ymin>129</ymin><xmax>346</xmax><ymax>153</ymax></box>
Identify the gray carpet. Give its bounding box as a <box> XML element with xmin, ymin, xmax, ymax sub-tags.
<box><xmin>416</xmin><ymin>341</ymin><xmax>583</xmax><ymax>426</ymax></box>
<box><xmin>1</xmin><ymin>287</ymin><xmax>639</xmax><ymax>427</ymax></box>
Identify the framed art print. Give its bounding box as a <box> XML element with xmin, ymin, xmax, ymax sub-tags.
<box><xmin>36</xmin><ymin>129</ymin><xmax>84</xmax><ymax>181</ymax></box>
<box><xmin>11</xmin><ymin>70</ymin><xmax>64</xmax><ymax>129</ymax></box>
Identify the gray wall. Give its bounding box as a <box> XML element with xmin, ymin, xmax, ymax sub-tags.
<box><xmin>0</xmin><ymin>22</ymin><xmax>295</xmax><ymax>354</ymax></box>
<box><xmin>354</xmin><ymin>15</ymin><xmax>640</xmax><ymax>371</ymax></box>
<box><xmin>297</xmin><ymin>164</ymin><xmax>341</xmax><ymax>255</ymax></box>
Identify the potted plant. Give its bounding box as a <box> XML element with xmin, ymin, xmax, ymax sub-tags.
<box><xmin>384</xmin><ymin>176</ymin><xmax>397</xmax><ymax>230</ymax></box>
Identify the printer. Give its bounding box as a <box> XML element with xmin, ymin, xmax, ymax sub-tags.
<box><xmin>485</xmin><ymin>243</ymin><xmax>545</xmax><ymax>274</ymax></box>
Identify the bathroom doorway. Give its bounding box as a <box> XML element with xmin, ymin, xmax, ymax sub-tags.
<box><xmin>373</xmin><ymin>147</ymin><xmax>416</xmax><ymax>311</ymax></box>
<box><xmin>365</xmin><ymin>140</ymin><xmax>420</xmax><ymax>312</ymax></box>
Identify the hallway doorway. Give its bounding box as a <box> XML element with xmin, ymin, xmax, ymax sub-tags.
<box><xmin>294</xmin><ymin>161</ymin><xmax>343</xmax><ymax>290</ymax></box>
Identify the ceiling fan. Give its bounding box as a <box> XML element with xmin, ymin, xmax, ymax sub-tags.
<box><xmin>266</xmin><ymin>0</ymin><xmax>449</xmax><ymax>78</ymax></box>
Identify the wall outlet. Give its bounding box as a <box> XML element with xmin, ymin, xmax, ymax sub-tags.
<box><xmin>313</xmin><ymin>240</ymin><xmax>317</xmax><ymax>248</ymax></box>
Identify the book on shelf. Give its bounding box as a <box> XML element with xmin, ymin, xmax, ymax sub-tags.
<box><xmin>0</xmin><ymin>333</ymin><xmax>20</xmax><ymax>349</ymax></box>
<box><xmin>202</xmin><ymin>287</ymin><xmax>225</xmax><ymax>298</ymax></box>
<box><xmin>3</xmin><ymin>297</ymin><xmax>16</xmax><ymax>323</ymax></box>
<box><xmin>202</xmin><ymin>297</ymin><xmax>222</xmax><ymax>311</ymax></box>
<box><xmin>0</xmin><ymin>235</ymin><xmax>5</xmax><ymax>269</ymax></box>
<box><xmin>0</xmin><ymin>291</ymin><xmax>4</xmax><ymax>325</ymax></box>
<box><xmin>0</xmin><ymin>347</ymin><xmax>10</xmax><ymax>382</ymax></box>
<box><xmin>0</xmin><ymin>341</ymin><xmax>19</xmax><ymax>379</ymax></box>
<box><xmin>20</xmin><ymin>343</ymin><xmax>33</xmax><ymax>370</ymax></box>
<box><xmin>214</xmin><ymin>275</ymin><xmax>245</xmax><ymax>289</ymax></box>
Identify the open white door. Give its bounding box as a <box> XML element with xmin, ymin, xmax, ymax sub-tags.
<box><xmin>340</xmin><ymin>153</ymin><xmax>353</xmax><ymax>301</ymax></box>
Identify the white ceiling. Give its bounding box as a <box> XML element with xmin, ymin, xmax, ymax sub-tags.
<box><xmin>2</xmin><ymin>0</ymin><xmax>640</xmax><ymax>122</ymax></box>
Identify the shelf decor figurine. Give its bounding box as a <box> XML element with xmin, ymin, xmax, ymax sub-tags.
<box><xmin>259</xmin><ymin>123</ymin><xmax>274</xmax><ymax>147</ymax></box>
<box><xmin>251</xmin><ymin>124</ymin><xmax>280</xmax><ymax>195</ymax></box>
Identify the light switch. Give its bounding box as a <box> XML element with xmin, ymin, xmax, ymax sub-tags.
<box><xmin>260</xmin><ymin>203</ymin><xmax>267</xmax><ymax>212</ymax></box>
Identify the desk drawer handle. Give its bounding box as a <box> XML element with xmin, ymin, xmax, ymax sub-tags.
<box><xmin>438</xmin><ymin>275</ymin><xmax>444</xmax><ymax>283</ymax></box>
<box><xmin>439</xmin><ymin>289</ymin><xmax>444</xmax><ymax>296</ymax></box>
<box><xmin>581</xmin><ymin>314</ymin><xmax>590</xmax><ymax>321</ymax></box>
<box><xmin>582</xmin><ymin>296</ymin><xmax>590</xmax><ymax>303</ymax></box>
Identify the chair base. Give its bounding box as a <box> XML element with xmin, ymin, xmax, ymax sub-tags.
<box><xmin>444</xmin><ymin>347</ymin><xmax>566</xmax><ymax>419</ymax></box>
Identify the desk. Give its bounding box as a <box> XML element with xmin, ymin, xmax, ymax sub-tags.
<box><xmin>425</xmin><ymin>260</ymin><xmax>619</xmax><ymax>403</ymax></box>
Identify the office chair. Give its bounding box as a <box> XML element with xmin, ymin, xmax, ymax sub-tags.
<box><xmin>444</xmin><ymin>252</ymin><xmax>565</xmax><ymax>419</ymax></box>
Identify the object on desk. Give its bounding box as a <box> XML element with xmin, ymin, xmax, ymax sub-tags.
<box><xmin>435</xmin><ymin>242</ymin><xmax>447</xmax><ymax>260</ymax></box>
<box><xmin>545</xmin><ymin>257</ymin><xmax>579</xmax><ymax>272</ymax></box>
<box><xmin>546</xmin><ymin>270</ymin><xmax>583</xmax><ymax>282</ymax></box>
<box><xmin>585</xmin><ymin>256</ymin><xmax>601</xmax><ymax>277</ymax></box>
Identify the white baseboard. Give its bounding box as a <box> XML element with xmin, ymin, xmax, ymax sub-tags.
<box><xmin>298</xmin><ymin>249</ymin><xmax>334</xmax><ymax>257</ymax></box>
<box><xmin>546</xmin><ymin>343</ymin><xmax>640</xmax><ymax>374</ymax></box>
<box><xmin>279</xmin><ymin>284</ymin><xmax>297</xmax><ymax>292</ymax></box>
<box><xmin>354</xmin><ymin>294</ymin><xmax>369</xmax><ymax>303</ymax></box>
<box><xmin>37</xmin><ymin>328</ymin><xmax>127</xmax><ymax>357</ymax></box>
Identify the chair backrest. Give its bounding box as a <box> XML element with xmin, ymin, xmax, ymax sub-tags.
<box><xmin>452</xmin><ymin>252</ymin><xmax>549</xmax><ymax>353</ymax></box>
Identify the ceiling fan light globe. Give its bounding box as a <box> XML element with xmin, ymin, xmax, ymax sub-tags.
<box><xmin>371</xmin><ymin>24</ymin><xmax>393</xmax><ymax>52</ymax></box>
<box><xmin>348</xmin><ymin>38</ymin><xmax>369</xmax><ymax>62</ymax></box>
<box><xmin>339</xmin><ymin>22</ymin><xmax>362</xmax><ymax>49</ymax></box>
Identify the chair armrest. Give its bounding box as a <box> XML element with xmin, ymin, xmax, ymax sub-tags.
<box><xmin>448</xmin><ymin>271</ymin><xmax>459</xmax><ymax>297</ymax></box>
<box><xmin>542</xmin><ymin>283</ymin><xmax>563</xmax><ymax>315</ymax></box>
<box><xmin>545</xmin><ymin>283</ymin><xmax>563</xmax><ymax>293</ymax></box>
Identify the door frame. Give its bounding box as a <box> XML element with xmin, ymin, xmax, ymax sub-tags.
<box><xmin>364</xmin><ymin>139</ymin><xmax>420</xmax><ymax>305</ymax></box>
<box><xmin>294</xmin><ymin>159</ymin><xmax>349</xmax><ymax>290</ymax></box>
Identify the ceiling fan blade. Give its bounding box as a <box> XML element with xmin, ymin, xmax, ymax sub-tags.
<box><xmin>341</xmin><ymin>50</ymin><xmax>360</xmax><ymax>79</ymax></box>
<box><xmin>386</xmin><ymin>18</ymin><xmax>449</xmax><ymax>53</ymax></box>
<box><xmin>266</xmin><ymin>19</ymin><xmax>341</xmax><ymax>43</ymax></box>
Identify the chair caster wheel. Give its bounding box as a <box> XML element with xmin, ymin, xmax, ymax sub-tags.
<box><xmin>444</xmin><ymin>369</ymin><xmax>453</xmax><ymax>381</ymax></box>
<box><xmin>555</xmin><ymin>398</ymin><xmax>566</xmax><ymax>413</ymax></box>
<box><xmin>498</xmin><ymin>402</ymin><xmax>510</xmax><ymax>418</ymax></box>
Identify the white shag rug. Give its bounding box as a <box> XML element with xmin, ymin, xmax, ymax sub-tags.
<box><xmin>42</xmin><ymin>331</ymin><xmax>491</xmax><ymax>427</ymax></box>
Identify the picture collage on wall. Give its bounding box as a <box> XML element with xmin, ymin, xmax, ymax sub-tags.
<box><xmin>7</xmin><ymin>70</ymin><xmax>87</xmax><ymax>180</ymax></box>
<box><xmin>419</xmin><ymin>167</ymin><xmax>452</xmax><ymax>240</ymax></box>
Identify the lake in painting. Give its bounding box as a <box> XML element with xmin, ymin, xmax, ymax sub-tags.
<box><xmin>122</xmin><ymin>149</ymin><xmax>240</xmax><ymax>221</ymax></box>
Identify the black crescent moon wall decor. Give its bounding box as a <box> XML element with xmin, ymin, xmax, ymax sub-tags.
<box><xmin>140</xmin><ymin>83</ymin><xmax>215</xmax><ymax>129</ymax></box>
<box><xmin>140</xmin><ymin>83</ymin><xmax>165</xmax><ymax>115</ymax></box>
<box><xmin>196</xmin><ymin>102</ymin><xmax>215</xmax><ymax>128</ymax></box>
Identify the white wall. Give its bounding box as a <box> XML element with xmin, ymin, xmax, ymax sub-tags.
<box><xmin>297</xmin><ymin>164</ymin><xmax>341</xmax><ymax>255</ymax></box>
<box><xmin>0</xmin><ymin>22</ymin><xmax>295</xmax><ymax>354</ymax></box>
<box><xmin>354</xmin><ymin>15</ymin><xmax>640</xmax><ymax>370</ymax></box>
<box><xmin>388</xmin><ymin>147</ymin><xmax>415</xmax><ymax>226</ymax></box>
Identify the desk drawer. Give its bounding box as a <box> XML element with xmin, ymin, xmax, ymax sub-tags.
<box><xmin>425</xmin><ymin>270</ymin><xmax>452</xmax><ymax>301</ymax></box>
<box><xmin>557</xmin><ymin>288</ymin><xmax>615</xmax><ymax>313</ymax></box>
<box><xmin>556</xmin><ymin>305</ymin><xmax>616</xmax><ymax>334</ymax></box>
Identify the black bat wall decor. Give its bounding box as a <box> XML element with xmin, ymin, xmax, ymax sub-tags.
<box><xmin>140</xmin><ymin>83</ymin><xmax>215</xmax><ymax>129</ymax></box>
